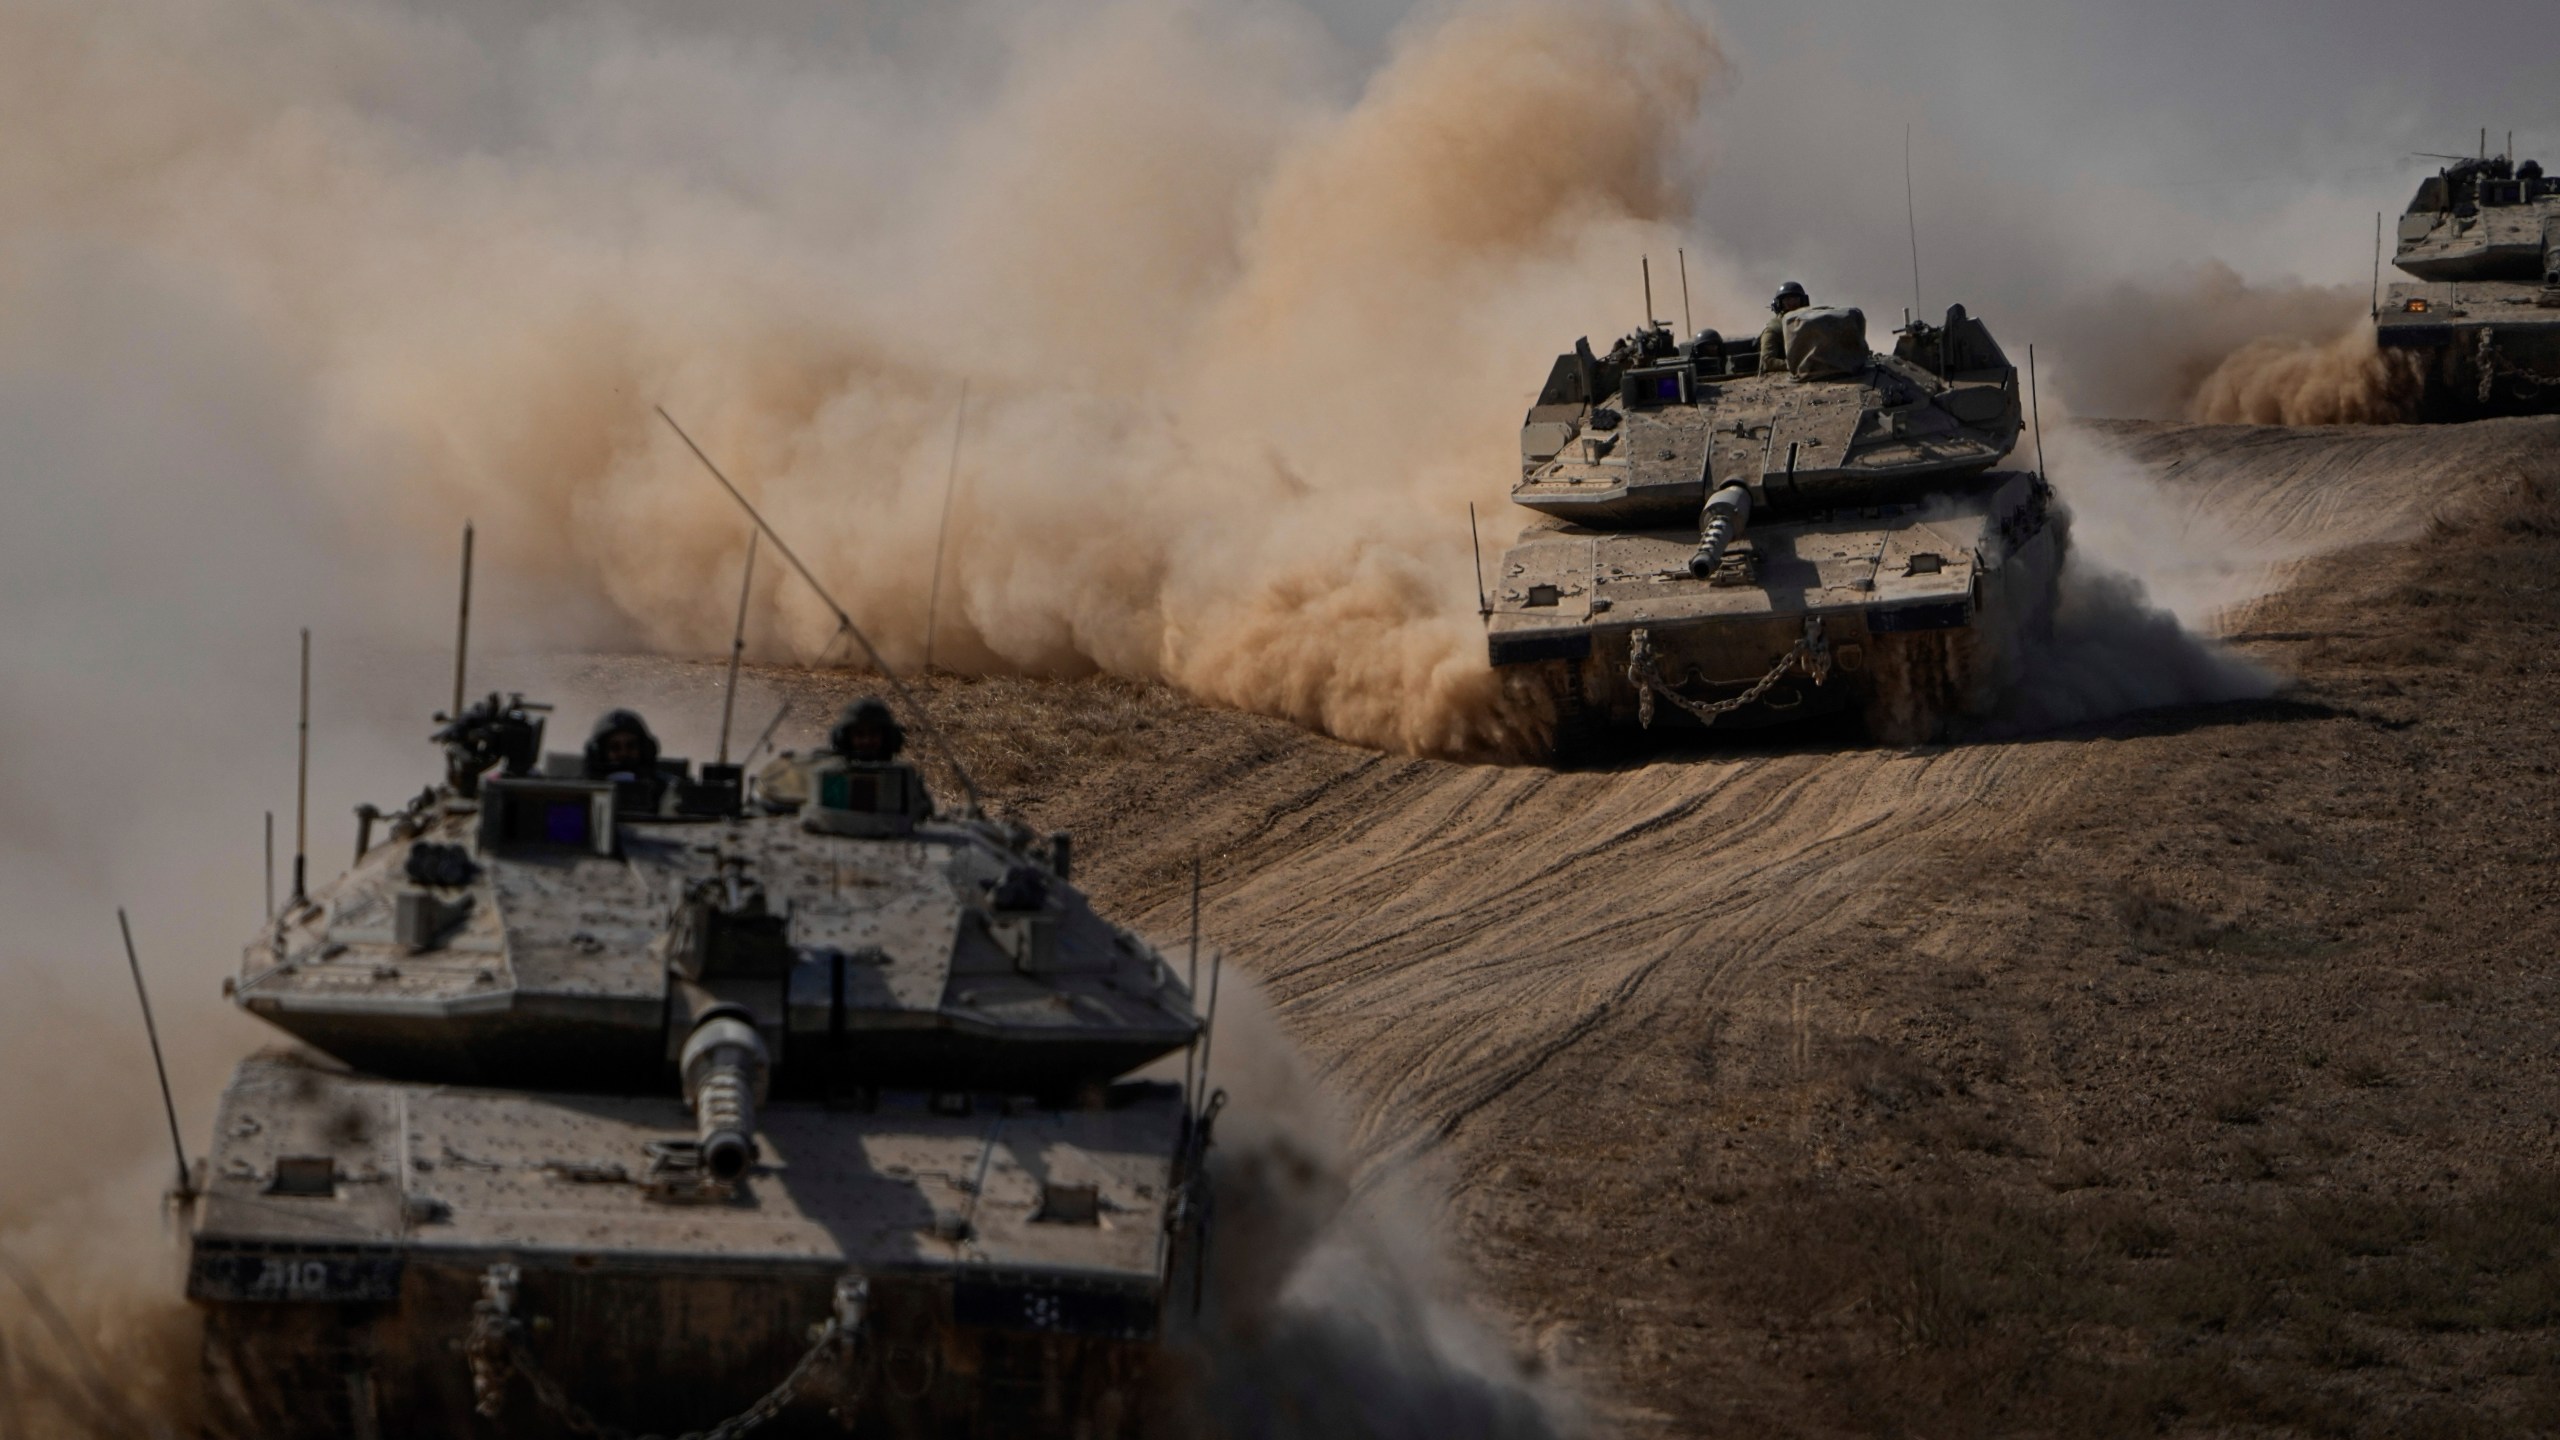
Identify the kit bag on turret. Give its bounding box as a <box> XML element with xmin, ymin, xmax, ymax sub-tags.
<box><xmin>1782</xmin><ymin>306</ymin><xmax>1869</xmax><ymax>379</ymax></box>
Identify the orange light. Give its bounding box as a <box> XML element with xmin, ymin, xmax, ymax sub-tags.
<box><xmin>2404</xmin><ymin>298</ymin><xmax>2430</xmax><ymax>312</ymax></box>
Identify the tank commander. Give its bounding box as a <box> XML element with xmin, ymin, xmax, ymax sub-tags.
<box><xmin>1759</xmin><ymin>281</ymin><xmax>1811</xmax><ymax>372</ymax></box>
<box><xmin>756</xmin><ymin>697</ymin><xmax>934</xmax><ymax>827</ymax></box>
<box><xmin>831</xmin><ymin>697</ymin><xmax>905</xmax><ymax>764</ymax></box>
<box><xmin>583</xmin><ymin>707</ymin><xmax>666</xmax><ymax>808</ymax></box>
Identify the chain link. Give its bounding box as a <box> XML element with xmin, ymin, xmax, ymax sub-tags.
<box><xmin>2477</xmin><ymin>326</ymin><xmax>2560</xmax><ymax>402</ymax></box>
<box><xmin>469</xmin><ymin>1266</ymin><xmax>866</xmax><ymax>1440</ymax></box>
<box><xmin>1628</xmin><ymin>618</ymin><xmax>1831</xmax><ymax>730</ymax></box>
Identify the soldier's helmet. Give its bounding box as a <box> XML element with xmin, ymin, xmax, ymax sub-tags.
<box><xmin>829</xmin><ymin>698</ymin><xmax>906</xmax><ymax>763</ymax></box>
<box><xmin>1773</xmin><ymin>280</ymin><xmax>1810</xmax><ymax>312</ymax></box>
<box><xmin>582</xmin><ymin>708</ymin><xmax>660</xmax><ymax>778</ymax></box>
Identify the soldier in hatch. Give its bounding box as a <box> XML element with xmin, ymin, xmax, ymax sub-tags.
<box><xmin>830</xmin><ymin>697</ymin><xmax>905</xmax><ymax>764</ymax></box>
<box><xmin>583</xmin><ymin>708</ymin><xmax>666</xmax><ymax>808</ymax></box>
<box><xmin>1759</xmin><ymin>281</ymin><xmax>1811</xmax><ymax>373</ymax></box>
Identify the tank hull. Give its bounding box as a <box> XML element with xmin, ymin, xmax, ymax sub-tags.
<box><xmin>2377</xmin><ymin>281</ymin><xmax>2560</xmax><ymax>421</ymax></box>
<box><xmin>1490</xmin><ymin>470</ymin><xmax>2063</xmax><ymax>754</ymax></box>
<box><xmin>187</xmin><ymin>1057</ymin><xmax>1197</xmax><ymax>1439</ymax></box>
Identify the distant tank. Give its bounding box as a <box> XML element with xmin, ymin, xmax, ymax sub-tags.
<box><xmin>2375</xmin><ymin>148</ymin><xmax>2560</xmax><ymax>419</ymax></box>
<box><xmin>1484</xmin><ymin>301</ymin><xmax>2066</xmax><ymax>757</ymax></box>
<box><xmin>184</xmin><ymin>688</ymin><xmax>1217</xmax><ymax>1437</ymax></box>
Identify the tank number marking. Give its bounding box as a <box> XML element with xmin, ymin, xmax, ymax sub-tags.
<box><xmin>186</xmin><ymin>1249</ymin><xmax>404</xmax><ymax>1303</ymax></box>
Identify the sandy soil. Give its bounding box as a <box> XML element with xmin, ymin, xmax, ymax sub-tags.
<box><xmin>566</xmin><ymin>414</ymin><xmax>2560</xmax><ymax>1437</ymax></box>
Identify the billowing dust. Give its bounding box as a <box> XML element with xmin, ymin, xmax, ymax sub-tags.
<box><xmin>0</xmin><ymin>0</ymin><xmax>1733</xmax><ymax>761</ymax></box>
<box><xmin>2188</xmin><ymin>319</ymin><xmax>2425</xmax><ymax>426</ymax></box>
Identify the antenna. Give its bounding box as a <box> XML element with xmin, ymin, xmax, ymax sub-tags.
<box><xmin>1194</xmin><ymin>942</ymin><xmax>1226</xmax><ymax>1122</ymax></box>
<box><xmin>1468</xmin><ymin>503</ymin><xmax>1488</xmax><ymax>617</ymax></box>
<box><xmin>1905</xmin><ymin>123</ymin><xmax>1924</xmax><ymax>323</ymax></box>
<box><xmin>1677</xmin><ymin>248</ymin><xmax>1694</xmax><ymax>336</ymax></box>
<box><xmin>1641</xmin><ymin>255</ymin><xmax>1655</xmax><ymax>324</ymax></box>
<box><xmin>290</xmin><ymin>628</ymin><xmax>310</xmax><ymax>907</ymax></box>
<box><xmin>2371</xmin><ymin>212</ymin><xmax>2384</xmax><ymax>319</ymax></box>
<box><xmin>657</xmin><ymin>406</ymin><xmax>986</xmax><ymax>816</ymax></box>
<box><xmin>1182</xmin><ymin>853</ymin><xmax>1201</xmax><ymax>1110</ymax></box>
<box><xmin>449</xmin><ymin>523</ymin><xmax>473</xmax><ymax>722</ymax></box>
<box><xmin>2027</xmin><ymin>344</ymin><xmax>2048</xmax><ymax>482</ymax></box>
<box><xmin>118</xmin><ymin>909</ymin><xmax>193</xmax><ymax>1199</ymax></box>
<box><xmin>262</xmin><ymin>811</ymin><xmax>274</xmax><ymax>919</ymax></box>
<box><xmin>923</xmin><ymin>379</ymin><xmax>969</xmax><ymax>674</ymax></box>
<box><xmin>715</xmin><ymin>529</ymin><xmax>760</xmax><ymax>766</ymax></box>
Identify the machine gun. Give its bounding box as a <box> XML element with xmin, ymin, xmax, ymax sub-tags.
<box><xmin>432</xmin><ymin>692</ymin><xmax>548</xmax><ymax>797</ymax></box>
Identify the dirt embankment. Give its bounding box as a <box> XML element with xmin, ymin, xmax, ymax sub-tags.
<box><xmin>807</xmin><ymin>414</ymin><xmax>2560</xmax><ymax>1438</ymax></box>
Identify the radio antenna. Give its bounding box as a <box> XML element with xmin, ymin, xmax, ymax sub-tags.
<box><xmin>1468</xmin><ymin>503</ymin><xmax>1489</xmax><ymax>617</ymax></box>
<box><xmin>1641</xmin><ymin>255</ymin><xmax>1656</xmax><ymax>325</ymax></box>
<box><xmin>923</xmin><ymin>379</ymin><xmax>968</xmax><ymax>674</ymax></box>
<box><xmin>1677</xmin><ymin>248</ymin><xmax>1694</xmax><ymax>336</ymax></box>
<box><xmin>263</xmin><ymin>811</ymin><xmax>275</xmax><ymax>919</ymax></box>
<box><xmin>656</xmin><ymin>406</ymin><xmax>986</xmax><ymax>816</ymax></box>
<box><xmin>1182</xmin><ymin>853</ymin><xmax>1202</xmax><ymax>1110</ymax></box>
<box><xmin>290</xmin><ymin>629</ymin><xmax>310</xmax><ymax>907</ymax></box>
<box><xmin>118</xmin><ymin>909</ymin><xmax>193</xmax><ymax>1199</ymax></box>
<box><xmin>449</xmin><ymin>523</ymin><xmax>473</xmax><ymax>722</ymax></box>
<box><xmin>2027</xmin><ymin>344</ymin><xmax>2048</xmax><ymax>483</ymax></box>
<box><xmin>1904</xmin><ymin>124</ymin><xmax>1924</xmax><ymax>323</ymax></box>
<box><xmin>2371</xmin><ymin>212</ymin><xmax>2384</xmax><ymax>320</ymax></box>
<box><xmin>715</xmin><ymin>529</ymin><xmax>760</xmax><ymax>767</ymax></box>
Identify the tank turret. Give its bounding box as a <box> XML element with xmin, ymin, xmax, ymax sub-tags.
<box><xmin>186</xmin><ymin>687</ymin><xmax>1220</xmax><ymax>1437</ymax></box>
<box><xmin>1487</xmin><ymin>298</ymin><xmax>2065</xmax><ymax>755</ymax></box>
<box><xmin>2376</xmin><ymin>145</ymin><xmax>2560</xmax><ymax>420</ymax></box>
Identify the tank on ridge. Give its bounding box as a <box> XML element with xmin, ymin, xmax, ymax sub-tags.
<box><xmin>1484</xmin><ymin>301</ymin><xmax>2067</xmax><ymax>757</ymax></box>
<box><xmin>2375</xmin><ymin>147</ymin><xmax>2560</xmax><ymax>420</ymax></box>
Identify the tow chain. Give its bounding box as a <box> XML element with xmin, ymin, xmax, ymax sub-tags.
<box><xmin>2477</xmin><ymin>327</ymin><xmax>2560</xmax><ymax>403</ymax></box>
<box><xmin>1628</xmin><ymin>617</ymin><xmax>1833</xmax><ymax>729</ymax></box>
<box><xmin>468</xmin><ymin>1264</ymin><xmax>868</xmax><ymax>1439</ymax></box>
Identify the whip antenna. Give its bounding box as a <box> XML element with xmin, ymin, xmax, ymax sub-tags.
<box><xmin>716</xmin><ymin>529</ymin><xmax>760</xmax><ymax>766</ymax></box>
<box><xmin>290</xmin><ymin>629</ymin><xmax>310</xmax><ymax>907</ymax></box>
<box><xmin>1678</xmin><ymin>248</ymin><xmax>1694</xmax><ymax>336</ymax></box>
<box><xmin>1905</xmin><ymin>124</ymin><xmax>1924</xmax><ymax>323</ymax></box>
<box><xmin>449</xmin><ymin>524</ymin><xmax>473</xmax><ymax>722</ymax></box>
<box><xmin>1468</xmin><ymin>503</ymin><xmax>1489</xmax><ymax>617</ymax></box>
<box><xmin>923</xmin><ymin>379</ymin><xmax>968</xmax><ymax>674</ymax></box>
<box><xmin>1642</xmin><ymin>255</ymin><xmax>1655</xmax><ymax>324</ymax></box>
<box><xmin>118</xmin><ymin>909</ymin><xmax>193</xmax><ymax>1199</ymax></box>
<box><xmin>656</xmin><ymin>406</ymin><xmax>985</xmax><ymax>816</ymax></box>
<box><xmin>2027</xmin><ymin>344</ymin><xmax>2048</xmax><ymax>483</ymax></box>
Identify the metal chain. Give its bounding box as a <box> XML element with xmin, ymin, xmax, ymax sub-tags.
<box><xmin>2477</xmin><ymin>326</ymin><xmax>2560</xmax><ymax>402</ymax></box>
<box><xmin>469</xmin><ymin>1267</ymin><xmax>866</xmax><ymax>1440</ymax></box>
<box><xmin>1628</xmin><ymin>619</ymin><xmax>1830</xmax><ymax>729</ymax></box>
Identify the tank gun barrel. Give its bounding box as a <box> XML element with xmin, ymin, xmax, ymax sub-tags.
<box><xmin>1687</xmin><ymin>483</ymin><xmax>1754</xmax><ymax>579</ymax></box>
<box><xmin>679</xmin><ymin>1015</ymin><xmax>770</xmax><ymax>1184</ymax></box>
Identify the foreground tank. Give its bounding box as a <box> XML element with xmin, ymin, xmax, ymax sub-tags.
<box><xmin>2375</xmin><ymin>151</ymin><xmax>2560</xmax><ymax>419</ymax></box>
<box><xmin>1486</xmin><ymin>303</ymin><xmax>2065</xmax><ymax>756</ymax></box>
<box><xmin>184</xmin><ymin>695</ymin><xmax>1213</xmax><ymax>1438</ymax></box>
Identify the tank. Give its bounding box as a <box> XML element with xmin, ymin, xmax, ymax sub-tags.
<box><xmin>2375</xmin><ymin>150</ymin><xmax>2560</xmax><ymax>419</ymax></box>
<box><xmin>182</xmin><ymin>690</ymin><xmax>1216</xmax><ymax>1438</ymax></box>
<box><xmin>1484</xmin><ymin>302</ymin><xmax>2066</xmax><ymax>757</ymax></box>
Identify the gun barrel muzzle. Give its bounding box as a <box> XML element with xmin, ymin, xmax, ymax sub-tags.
<box><xmin>1688</xmin><ymin>484</ymin><xmax>1755</xmax><ymax>579</ymax></box>
<box><xmin>680</xmin><ymin>1015</ymin><xmax>770</xmax><ymax>1183</ymax></box>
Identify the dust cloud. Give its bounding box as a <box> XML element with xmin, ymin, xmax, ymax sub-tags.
<box><xmin>1976</xmin><ymin>424</ymin><xmax>2276</xmax><ymax>737</ymax></box>
<box><xmin>1161</xmin><ymin>976</ymin><xmax>1567</xmax><ymax>1439</ymax></box>
<box><xmin>0</xmin><ymin>0</ymin><xmax>1733</xmax><ymax>762</ymax></box>
<box><xmin>2188</xmin><ymin>319</ymin><xmax>2424</xmax><ymax>426</ymax></box>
